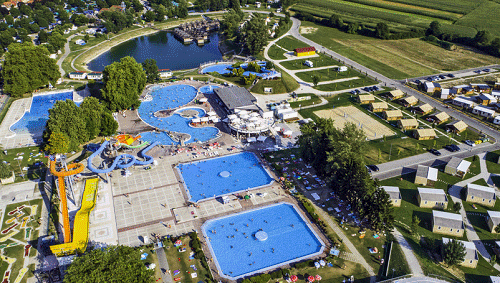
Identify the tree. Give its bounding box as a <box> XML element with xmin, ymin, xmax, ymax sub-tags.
<box><xmin>0</xmin><ymin>162</ymin><xmax>12</xmax><ymax>179</ymax></box>
<box><xmin>48</xmin><ymin>31</ymin><xmax>66</xmax><ymax>52</ymax></box>
<box><xmin>247</xmin><ymin>61</ymin><xmax>261</xmax><ymax>73</ymax></box>
<box><xmin>144</xmin><ymin>10</ymin><xmax>155</xmax><ymax>22</ymax></box>
<box><xmin>241</xmin><ymin>14</ymin><xmax>267</xmax><ymax>54</ymax></box>
<box><xmin>475</xmin><ymin>30</ymin><xmax>493</xmax><ymax>46</ymax></box>
<box><xmin>329</xmin><ymin>13</ymin><xmax>343</xmax><ymax>29</ymax></box>
<box><xmin>38</xmin><ymin>30</ymin><xmax>49</xmax><ymax>43</ymax></box>
<box><xmin>142</xmin><ymin>58</ymin><xmax>159</xmax><ymax>83</ymax></box>
<box><xmin>2</xmin><ymin>43</ymin><xmax>60</xmax><ymax>97</ymax></box>
<box><xmin>452</xmin><ymin>202</ymin><xmax>461</xmax><ymax>213</ymax></box>
<box><xmin>375</xmin><ymin>22</ymin><xmax>389</xmax><ymax>39</ymax></box>
<box><xmin>266</xmin><ymin>61</ymin><xmax>274</xmax><ymax>70</ymax></box>
<box><xmin>100</xmin><ymin>112</ymin><xmax>119</xmax><ymax>136</ymax></box>
<box><xmin>44</xmin><ymin>99</ymin><xmax>87</xmax><ymax>151</ymax></box>
<box><xmin>443</xmin><ymin>239</ymin><xmax>466</xmax><ymax>267</ymax></box>
<box><xmin>102</xmin><ymin>56</ymin><xmax>147</xmax><ymax>112</ymax></box>
<box><xmin>64</xmin><ymin>245</ymin><xmax>154</xmax><ymax>283</ymax></box>
<box><xmin>311</xmin><ymin>75</ymin><xmax>320</xmax><ymax>87</ymax></box>
<box><xmin>243</xmin><ymin>73</ymin><xmax>257</xmax><ymax>85</ymax></box>
<box><xmin>46</xmin><ymin>132</ymin><xmax>70</xmax><ymax>154</ymax></box>
<box><xmin>363</xmin><ymin>186</ymin><xmax>394</xmax><ymax>231</ymax></box>
<box><xmin>346</xmin><ymin>22</ymin><xmax>359</xmax><ymax>34</ymax></box>
<box><xmin>231</xmin><ymin>67</ymin><xmax>244</xmax><ymax>77</ymax></box>
<box><xmin>411</xmin><ymin>215</ymin><xmax>420</xmax><ymax>235</ymax></box>
<box><xmin>80</xmin><ymin>97</ymin><xmax>104</xmax><ymax>140</ymax></box>
<box><xmin>221</xmin><ymin>8</ymin><xmax>242</xmax><ymax>38</ymax></box>
<box><xmin>427</xmin><ymin>21</ymin><xmax>441</xmax><ymax>37</ymax></box>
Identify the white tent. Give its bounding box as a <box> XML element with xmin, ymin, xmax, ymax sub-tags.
<box><xmin>247</xmin><ymin>137</ymin><xmax>257</xmax><ymax>143</ymax></box>
<box><xmin>283</xmin><ymin>130</ymin><xmax>293</xmax><ymax>136</ymax></box>
<box><xmin>274</xmin><ymin>126</ymin><xmax>281</xmax><ymax>132</ymax></box>
<box><xmin>232</xmin><ymin>117</ymin><xmax>241</xmax><ymax>123</ymax></box>
<box><xmin>228</xmin><ymin>114</ymin><xmax>237</xmax><ymax>120</ymax></box>
<box><xmin>250</xmin><ymin>112</ymin><xmax>260</xmax><ymax>117</ymax></box>
<box><xmin>201</xmin><ymin>117</ymin><xmax>209</xmax><ymax>122</ymax></box>
<box><xmin>247</xmin><ymin>122</ymin><xmax>255</xmax><ymax>128</ymax></box>
<box><xmin>249</xmin><ymin>116</ymin><xmax>259</xmax><ymax>121</ymax></box>
<box><xmin>207</xmin><ymin>111</ymin><xmax>216</xmax><ymax>116</ymax></box>
<box><xmin>239</xmin><ymin>110</ymin><xmax>249</xmax><ymax>115</ymax></box>
<box><xmin>257</xmin><ymin>135</ymin><xmax>267</xmax><ymax>142</ymax></box>
<box><xmin>211</xmin><ymin>117</ymin><xmax>220</xmax><ymax>123</ymax></box>
<box><xmin>240</xmin><ymin>114</ymin><xmax>250</xmax><ymax>120</ymax></box>
<box><xmin>192</xmin><ymin>118</ymin><xmax>201</xmax><ymax>123</ymax></box>
<box><xmin>234</xmin><ymin>109</ymin><xmax>241</xmax><ymax>113</ymax></box>
<box><xmin>199</xmin><ymin>98</ymin><xmax>208</xmax><ymax>102</ymax></box>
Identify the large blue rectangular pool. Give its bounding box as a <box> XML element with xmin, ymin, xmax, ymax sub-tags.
<box><xmin>202</xmin><ymin>203</ymin><xmax>325</xmax><ymax>279</ymax></box>
<box><xmin>177</xmin><ymin>152</ymin><xmax>274</xmax><ymax>202</ymax></box>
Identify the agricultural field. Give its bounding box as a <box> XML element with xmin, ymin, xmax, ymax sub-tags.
<box><xmin>455</xmin><ymin>1</ymin><xmax>500</xmax><ymax>37</ymax></box>
<box><xmin>299</xmin><ymin>22</ymin><xmax>500</xmax><ymax>79</ymax></box>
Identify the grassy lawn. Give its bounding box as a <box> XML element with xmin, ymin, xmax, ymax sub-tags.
<box><xmin>252</xmin><ymin>66</ymin><xmax>299</xmax><ymax>94</ymax></box>
<box><xmin>1</xmin><ymin>146</ymin><xmax>46</xmax><ymax>182</ymax></box>
<box><xmin>464</xmin><ymin>156</ymin><xmax>481</xmax><ymax>176</ymax></box>
<box><xmin>485</xmin><ymin>150</ymin><xmax>500</xmax><ymax>174</ymax></box>
<box><xmin>280</xmin><ymin>54</ymin><xmax>342</xmax><ymax>70</ymax></box>
<box><xmin>163</xmin><ymin>235</ymin><xmax>211</xmax><ymax>283</ymax></box>
<box><xmin>292</xmin><ymin>258</ymin><xmax>372</xmax><ymax>283</ymax></box>
<box><xmin>296</xmin><ymin>67</ymin><xmax>363</xmax><ymax>83</ymax></box>
<box><xmin>0</xmin><ymin>199</ymin><xmax>43</xmax><ymax>283</ymax></box>
<box><xmin>289</xmin><ymin>93</ymin><xmax>322</xmax><ymax>108</ymax></box>
<box><xmin>268</xmin><ymin>44</ymin><xmax>287</xmax><ymax>60</ymax></box>
<box><xmin>275</xmin><ymin>35</ymin><xmax>310</xmax><ymax>51</ymax></box>
<box><xmin>386</xmin><ymin>241</ymin><xmax>411</xmax><ymax>280</ymax></box>
<box><xmin>462</xmin><ymin>255</ymin><xmax>500</xmax><ymax>283</ymax></box>
<box><xmin>0</xmin><ymin>96</ymin><xmax>15</xmax><ymax>125</ymax></box>
<box><xmin>315</xmin><ymin>76</ymin><xmax>378</xmax><ymax>92</ymax></box>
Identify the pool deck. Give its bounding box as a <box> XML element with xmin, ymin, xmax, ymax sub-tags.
<box><xmin>0</xmin><ymin>97</ymin><xmax>37</xmax><ymax>149</ymax></box>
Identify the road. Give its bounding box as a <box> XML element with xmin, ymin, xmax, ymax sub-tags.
<box><xmin>57</xmin><ymin>34</ymin><xmax>78</xmax><ymax>78</ymax></box>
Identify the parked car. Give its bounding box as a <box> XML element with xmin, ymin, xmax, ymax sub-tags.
<box><xmin>365</xmin><ymin>165</ymin><xmax>372</xmax><ymax>173</ymax></box>
<box><xmin>445</xmin><ymin>144</ymin><xmax>460</xmax><ymax>152</ymax></box>
<box><xmin>429</xmin><ymin>149</ymin><xmax>441</xmax><ymax>156</ymax></box>
<box><xmin>465</xmin><ymin>140</ymin><xmax>476</xmax><ymax>146</ymax></box>
<box><xmin>350</xmin><ymin>90</ymin><xmax>356</xmax><ymax>94</ymax></box>
<box><xmin>483</xmin><ymin>68</ymin><xmax>490</xmax><ymax>72</ymax></box>
<box><xmin>373</xmin><ymin>86</ymin><xmax>380</xmax><ymax>91</ymax></box>
<box><xmin>415</xmin><ymin>79</ymin><xmax>421</xmax><ymax>84</ymax></box>
<box><xmin>447</xmin><ymin>73</ymin><xmax>455</xmax><ymax>78</ymax></box>
<box><xmin>439</xmin><ymin>75</ymin><xmax>446</xmax><ymax>79</ymax></box>
<box><xmin>367</xmin><ymin>165</ymin><xmax>379</xmax><ymax>172</ymax></box>
<box><xmin>474</xmin><ymin>70</ymin><xmax>481</xmax><ymax>74</ymax></box>
<box><xmin>355</xmin><ymin>89</ymin><xmax>361</xmax><ymax>94</ymax></box>
<box><xmin>144</xmin><ymin>166</ymin><xmax>152</xmax><ymax>170</ymax></box>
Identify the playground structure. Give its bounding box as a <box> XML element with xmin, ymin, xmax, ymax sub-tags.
<box><xmin>50</xmin><ymin>178</ymin><xmax>99</xmax><ymax>256</ymax></box>
<box><xmin>87</xmin><ymin>140</ymin><xmax>160</xmax><ymax>174</ymax></box>
<box><xmin>49</xmin><ymin>158</ymin><xmax>85</xmax><ymax>243</ymax></box>
<box><xmin>115</xmin><ymin>134</ymin><xmax>141</xmax><ymax>146</ymax></box>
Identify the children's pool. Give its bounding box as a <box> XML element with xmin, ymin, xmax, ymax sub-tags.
<box><xmin>202</xmin><ymin>203</ymin><xmax>325</xmax><ymax>279</ymax></box>
<box><xmin>177</xmin><ymin>152</ymin><xmax>274</xmax><ymax>202</ymax></box>
<box><xmin>138</xmin><ymin>85</ymin><xmax>219</xmax><ymax>145</ymax></box>
<box><xmin>198</xmin><ymin>85</ymin><xmax>220</xmax><ymax>94</ymax></box>
<box><xmin>200</xmin><ymin>64</ymin><xmax>232</xmax><ymax>75</ymax></box>
<box><xmin>10</xmin><ymin>91</ymin><xmax>74</xmax><ymax>136</ymax></box>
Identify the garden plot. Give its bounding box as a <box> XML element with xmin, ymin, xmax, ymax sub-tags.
<box><xmin>314</xmin><ymin>106</ymin><xmax>394</xmax><ymax>140</ymax></box>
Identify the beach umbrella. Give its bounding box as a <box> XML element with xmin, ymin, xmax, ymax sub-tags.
<box><xmin>315</xmin><ymin>275</ymin><xmax>322</xmax><ymax>281</ymax></box>
<box><xmin>290</xmin><ymin>275</ymin><xmax>298</xmax><ymax>282</ymax></box>
<box><xmin>308</xmin><ymin>276</ymin><xmax>315</xmax><ymax>282</ymax></box>
<box><xmin>244</xmin><ymin>195</ymin><xmax>250</xmax><ymax>200</ymax></box>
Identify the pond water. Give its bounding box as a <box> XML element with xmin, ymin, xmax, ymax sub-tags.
<box><xmin>87</xmin><ymin>31</ymin><xmax>222</xmax><ymax>72</ymax></box>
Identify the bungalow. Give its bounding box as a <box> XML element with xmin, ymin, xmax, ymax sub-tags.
<box><xmin>431</xmin><ymin>111</ymin><xmax>450</xmax><ymax>124</ymax></box>
<box><xmin>414</xmin><ymin>165</ymin><xmax>438</xmax><ymax>186</ymax></box>
<box><xmin>494</xmin><ymin>115</ymin><xmax>500</xmax><ymax>125</ymax></box>
<box><xmin>382</xmin><ymin>109</ymin><xmax>403</xmax><ymax>121</ymax></box>
<box><xmin>381</xmin><ymin>186</ymin><xmax>401</xmax><ymax>207</ymax></box>
<box><xmin>477</xmin><ymin>93</ymin><xmax>497</xmax><ymax>105</ymax></box>
<box><xmin>446</xmin><ymin>120</ymin><xmax>468</xmax><ymax>134</ymax></box>
<box><xmin>294</xmin><ymin>46</ymin><xmax>316</xmax><ymax>57</ymax></box>
<box><xmin>414</xmin><ymin>128</ymin><xmax>437</xmax><ymax>141</ymax></box>
<box><xmin>357</xmin><ymin>94</ymin><xmax>375</xmax><ymax>105</ymax></box>
<box><xmin>424</xmin><ymin>82</ymin><xmax>441</xmax><ymax>93</ymax></box>
<box><xmin>417</xmin><ymin>187</ymin><xmax>448</xmax><ymax>209</ymax></box>
<box><xmin>400</xmin><ymin>95</ymin><xmax>418</xmax><ymax>107</ymax></box>
<box><xmin>397</xmin><ymin>119</ymin><xmax>419</xmax><ymax>131</ymax></box>
<box><xmin>472</xmin><ymin>105</ymin><xmax>496</xmax><ymax>118</ymax></box>
<box><xmin>159</xmin><ymin>69</ymin><xmax>173</xmax><ymax>78</ymax></box>
<box><xmin>466</xmin><ymin>183</ymin><xmax>496</xmax><ymax>207</ymax></box>
<box><xmin>414</xmin><ymin>103</ymin><xmax>434</xmax><ymax>115</ymax></box>
<box><xmin>487</xmin><ymin>210</ymin><xmax>500</xmax><ymax>233</ymax></box>
<box><xmin>452</xmin><ymin>96</ymin><xmax>476</xmax><ymax>108</ymax></box>
<box><xmin>444</xmin><ymin>157</ymin><xmax>471</xmax><ymax>178</ymax></box>
<box><xmin>337</xmin><ymin>66</ymin><xmax>348</xmax><ymax>72</ymax></box>
<box><xmin>471</xmin><ymin>83</ymin><xmax>491</xmax><ymax>93</ymax></box>
<box><xmin>490</xmin><ymin>276</ymin><xmax>500</xmax><ymax>283</ymax></box>
<box><xmin>491</xmin><ymin>90</ymin><xmax>500</xmax><ymax>100</ymax></box>
<box><xmin>432</xmin><ymin>210</ymin><xmax>464</xmax><ymax>237</ymax></box>
<box><xmin>442</xmin><ymin>238</ymin><xmax>478</xmax><ymax>268</ymax></box>
<box><xmin>369</xmin><ymin>102</ymin><xmax>388</xmax><ymax>113</ymax></box>
<box><xmin>387</xmin><ymin>89</ymin><xmax>405</xmax><ymax>100</ymax></box>
<box><xmin>452</xmin><ymin>85</ymin><xmax>468</xmax><ymax>93</ymax></box>
<box><xmin>87</xmin><ymin>72</ymin><xmax>102</xmax><ymax>80</ymax></box>
<box><xmin>495</xmin><ymin>82</ymin><xmax>500</xmax><ymax>90</ymax></box>
<box><xmin>69</xmin><ymin>71</ymin><xmax>87</xmax><ymax>79</ymax></box>
<box><xmin>440</xmin><ymin>88</ymin><xmax>455</xmax><ymax>100</ymax></box>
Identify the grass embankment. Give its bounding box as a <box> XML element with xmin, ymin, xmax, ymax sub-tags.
<box><xmin>289</xmin><ymin>93</ymin><xmax>322</xmax><ymax>108</ymax></box>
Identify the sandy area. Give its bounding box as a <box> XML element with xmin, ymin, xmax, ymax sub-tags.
<box><xmin>300</xmin><ymin>27</ymin><xmax>318</xmax><ymax>34</ymax></box>
<box><xmin>314</xmin><ymin>106</ymin><xmax>395</xmax><ymax>140</ymax></box>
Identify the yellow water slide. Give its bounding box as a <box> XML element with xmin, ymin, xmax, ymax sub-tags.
<box><xmin>49</xmin><ymin>160</ymin><xmax>85</xmax><ymax>243</ymax></box>
<box><xmin>50</xmin><ymin>178</ymin><xmax>99</xmax><ymax>256</ymax></box>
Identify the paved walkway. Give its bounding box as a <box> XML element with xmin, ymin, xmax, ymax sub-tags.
<box><xmin>311</xmin><ymin>203</ymin><xmax>376</xmax><ymax>283</ymax></box>
<box><xmin>393</xmin><ymin>228</ymin><xmax>423</xmax><ymax>276</ymax></box>
<box><xmin>57</xmin><ymin>34</ymin><xmax>77</xmax><ymax>78</ymax></box>
<box><xmin>155</xmin><ymin>245</ymin><xmax>174</xmax><ymax>283</ymax></box>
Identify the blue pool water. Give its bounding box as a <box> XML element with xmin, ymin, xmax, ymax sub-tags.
<box><xmin>138</xmin><ymin>85</ymin><xmax>219</xmax><ymax>145</ymax></box>
<box><xmin>177</xmin><ymin>152</ymin><xmax>274</xmax><ymax>202</ymax></box>
<box><xmin>198</xmin><ymin>85</ymin><xmax>220</xmax><ymax>94</ymax></box>
<box><xmin>10</xmin><ymin>91</ymin><xmax>74</xmax><ymax>136</ymax></box>
<box><xmin>202</xmin><ymin>203</ymin><xmax>325</xmax><ymax>279</ymax></box>
<box><xmin>201</xmin><ymin>64</ymin><xmax>232</xmax><ymax>75</ymax></box>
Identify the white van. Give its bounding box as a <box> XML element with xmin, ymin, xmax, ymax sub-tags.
<box><xmin>304</xmin><ymin>60</ymin><xmax>313</xmax><ymax>68</ymax></box>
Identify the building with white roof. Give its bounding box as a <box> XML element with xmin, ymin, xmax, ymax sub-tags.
<box><xmin>472</xmin><ymin>105</ymin><xmax>496</xmax><ymax>118</ymax></box>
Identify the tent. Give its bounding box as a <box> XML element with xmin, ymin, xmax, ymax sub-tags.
<box><xmin>247</xmin><ymin>137</ymin><xmax>257</xmax><ymax>143</ymax></box>
<box><xmin>247</xmin><ymin>123</ymin><xmax>255</xmax><ymax>128</ymax></box>
<box><xmin>257</xmin><ymin>136</ymin><xmax>267</xmax><ymax>142</ymax></box>
<box><xmin>192</xmin><ymin>118</ymin><xmax>201</xmax><ymax>123</ymax></box>
<box><xmin>228</xmin><ymin>114</ymin><xmax>237</xmax><ymax>120</ymax></box>
<box><xmin>210</xmin><ymin>117</ymin><xmax>220</xmax><ymax>123</ymax></box>
<box><xmin>232</xmin><ymin>118</ymin><xmax>241</xmax><ymax>123</ymax></box>
<box><xmin>283</xmin><ymin>130</ymin><xmax>293</xmax><ymax>136</ymax></box>
<box><xmin>249</xmin><ymin>116</ymin><xmax>259</xmax><ymax>121</ymax></box>
<box><xmin>308</xmin><ymin>276</ymin><xmax>315</xmax><ymax>282</ymax></box>
<box><xmin>315</xmin><ymin>275</ymin><xmax>322</xmax><ymax>281</ymax></box>
<box><xmin>250</xmin><ymin>112</ymin><xmax>260</xmax><ymax>117</ymax></box>
<box><xmin>290</xmin><ymin>275</ymin><xmax>298</xmax><ymax>282</ymax></box>
<box><xmin>239</xmin><ymin>110</ymin><xmax>249</xmax><ymax>115</ymax></box>
<box><xmin>240</xmin><ymin>114</ymin><xmax>250</xmax><ymax>120</ymax></box>
<box><xmin>201</xmin><ymin>117</ymin><xmax>209</xmax><ymax>122</ymax></box>
<box><xmin>199</xmin><ymin>98</ymin><xmax>208</xmax><ymax>103</ymax></box>
<box><xmin>274</xmin><ymin>126</ymin><xmax>282</xmax><ymax>132</ymax></box>
<box><xmin>207</xmin><ymin>111</ymin><xmax>216</xmax><ymax>116</ymax></box>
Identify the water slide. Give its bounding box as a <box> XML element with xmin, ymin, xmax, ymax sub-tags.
<box><xmin>87</xmin><ymin>140</ymin><xmax>160</xmax><ymax>173</ymax></box>
<box><xmin>49</xmin><ymin>160</ymin><xmax>85</xmax><ymax>243</ymax></box>
<box><xmin>117</xmin><ymin>141</ymin><xmax>149</xmax><ymax>149</ymax></box>
<box><xmin>50</xmin><ymin>178</ymin><xmax>99</xmax><ymax>256</ymax></box>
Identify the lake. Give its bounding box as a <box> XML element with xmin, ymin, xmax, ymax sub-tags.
<box><xmin>87</xmin><ymin>31</ymin><xmax>223</xmax><ymax>72</ymax></box>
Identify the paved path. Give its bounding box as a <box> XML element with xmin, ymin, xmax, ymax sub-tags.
<box><xmin>311</xmin><ymin>203</ymin><xmax>376</xmax><ymax>282</ymax></box>
<box><xmin>57</xmin><ymin>34</ymin><xmax>77</xmax><ymax>78</ymax></box>
<box><xmin>155</xmin><ymin>245</ymin><xmax>174</xmax><ymax>283</ymax></box>
<box><xmin>393</xmin><ymin>228</ymin><xmax>423</xmax><ymax>276</ymax></box>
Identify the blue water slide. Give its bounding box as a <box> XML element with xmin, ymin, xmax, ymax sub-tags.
<box><xmin>87</xmin><ymin>140</ymin><xmax>159</xmax><ymax>173</ymax></box>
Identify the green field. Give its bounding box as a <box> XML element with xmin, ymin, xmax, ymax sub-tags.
<box><xmin>268</xmin><ymin>44</ymin><xmax>287</xmax><ymax>60</ymax></box>
<box><xmin>289</xmin><ymin>93</ymin><xmax>322</xmax><ymax>108</ymax></box>
<box><xmin>275</xmin><ymin>36</ymin><xmax>310</xmax><ymax>51</ymax></box>
<box><xmin>296</xmin><ymin>67</ymin><xmax>365</xmax><ymax>82</ymax></box>
<box><xmin>251</xmin><ymin>66</ymin><xmax>299</xmax><ymax>94</ymax></box>
<box><xmin>314</xmin><ymin>76</ymin><xmax>378</xmax><ymax>91</ymax></box>
<box><xmin>455</xmin><ymin>1</ymin><xmax>500</xmax><ymax>37</ymax></box>
<box><xmin>279</xmin><ymin>54</ymin><xmax>342</xmax><ymax>70</ymax></box>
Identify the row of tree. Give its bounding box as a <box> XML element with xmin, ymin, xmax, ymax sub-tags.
<box><xmin>44</xmin><ymin>97</ymin><xmax>118</xmax><ymax>153</ymax></box>
<box><xmin>297</xmin><ymin>118</ymin><xmax>394</xmax><ymax>232</ymax></box>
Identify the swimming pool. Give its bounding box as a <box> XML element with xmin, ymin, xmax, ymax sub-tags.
<box><xmin>177</xmin><ymin>152</ymin><xmax>274</xmax><ymax>202</ymax></box>
<box><xmin>198</xmin><ymin>85</ymin><xmax>220</xmax><ymax>94</ymax></box>
<box><xmin>10</xmin><ymin>91</ymin><xmax>74</xmax><ymax>136</ymax></box>
<box><xmin>202</xmin><ymin>203</ymin><xmax>325</xmax><ymax>279</ymax></box>
<box><xmin>137</xmin><ymin>85</ymin><xmax>219</xmax><ymax>145</ymax></box>
<box><xmin>201</xmin><ymin>64</ymin><xmax>232</xmax><ymax>75</ymax></box>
